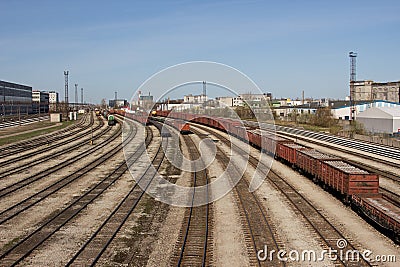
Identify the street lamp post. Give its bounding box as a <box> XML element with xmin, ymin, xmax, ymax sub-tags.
<box><xmin>90</xmin><ymin>107</ymin><xmax>93</xmax><ymax>145</ymax></box>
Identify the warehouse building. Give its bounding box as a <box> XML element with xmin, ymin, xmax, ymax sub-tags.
<box><xmin>357</xmin><ymin>107</ymin><xmax>400</xmax><ymax>134</ymax></box>
<box><xmin>0</xmin><ymin>80</ymin><xmax>33</xmax><ymax>116</ymax></box>
<box><xmin>330</xmin><ymin>100</ymin><xmax>400</xmax><ymax>120</ymax></box>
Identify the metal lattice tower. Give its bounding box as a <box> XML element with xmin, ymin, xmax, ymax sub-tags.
<box><xmin>350</xmin><ymin>52</ymin><xmax>357</xmax><ymax>82</ymax></box>
<box><xmin>64</xmin><ymin>71</ymin><xmax>69</xmax><ymax>104</ymax></box>
<box><xmin>349</xmin><ymin>52</ymin><xmax>357</xmax><ymax>121</ymax></box>
<box><xmin>81</xmin><ymin>88</ymin><xmax>84</xmax><ymax>104</ymax></box>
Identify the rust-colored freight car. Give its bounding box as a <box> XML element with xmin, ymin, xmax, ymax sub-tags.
<box><xmin>296</xmin><ymin>149</ymin><xmax>340</xmax><ymax>178</ymax></box>
<box><xmin>165</xmin><ymin>118</ymin><xmax>190</xmax><ymax>134</ymax></box>
<box><xmin>352</xmin><ymin>195</ymin><xmax>400</xmax><ymax>243</ymax></box>
<box><xmin>319</xmin><ymin>160</ymin><xmax>379</xmax><ymax>200</ymax></box>
<box><xmin>277</xmin><ymin>143</ymin><xmax>310</xmax><ymax>165</ymax></box>
<box><xmin>248</xmin><ymin>129</ymin><xmax>291</xmax><ymax>155</ymax></box>
<box><xmin>232</xmin><ymin>126</ymin><xmax>249</xmax><ymax>141</ymax></box>
<box><xmin>262</xmin><ymin>132</ymin><xmax>291</xmax><ymax>156</ymax></box>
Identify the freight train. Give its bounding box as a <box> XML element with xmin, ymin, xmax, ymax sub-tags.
<box><xmin>150</xmin><ymin>116</ymin><xmax>190</xmax><ymax>134</ymax></box>
<box><xmin>154</xmin><ymin>110</ymin><xmax>400</xmax><ymax>244</ymax></box>
<box><xmin>111</xmin><ymin>109</ymin><xmax>150</xmax><ymax>125</ymax></box>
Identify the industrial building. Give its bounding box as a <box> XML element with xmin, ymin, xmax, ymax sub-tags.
<box><xmin>352</xmin><ymin>80</ymin><xmax>400</xmax><ymax>102</ymax></box>
<box><xmin>330</xmin><ymin>100</ymin><xmax>400</xmax><ymax>120</ymax></box>
<box><xmin>357</xmin><ymin>107</ymin><xmax>400</xmax><ymax>134</ymax></box>
<box><xmin>0</xmin><ymin>80</ymin><xmax>33</xmax><ymax>116</ymax></box>
<box><xmin>109</xmin><ymin>99</ymin><xmax>128</xmax><ymax>108</ymax></box>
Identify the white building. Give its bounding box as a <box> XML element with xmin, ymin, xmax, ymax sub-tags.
<box><xmin>49</xmin><ymin>91</ymin><xmax>59</xmax><ymax>104</ymax></box>
<box><xmin>357</xmin><ymin>107</ymin><xmax>400</xmax><ymax>134</ymax></box>
<box><xmin>329</xmin><ymin>100</ymin><xmax>400</xmax><ymax>120</ymax></box>
<box><xmin>215</xmin><ymin>96</ymin><xmax>245</xmax><ymax>107</ymax></box>
<box><xmin>184</xmin><ymin>94</ymin><xmax>208</xmax><ymax>104</ymax></box>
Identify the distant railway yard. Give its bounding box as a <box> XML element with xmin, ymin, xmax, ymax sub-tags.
<box><xmin>0</xmin><ymin>110</ymin><xmax>399</xmax><ymax>267</ymax></box>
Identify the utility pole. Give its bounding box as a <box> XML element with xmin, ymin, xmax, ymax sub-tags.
<box><xmin>64</xmin><ymin>70</ymin><xmax>69</xmax><ymax>105</ymax></box>
<box><xmin>81</xmin><ymin>88</ymin><xmax>84</xmax><ymax>105</ymax></box>
<box><xmin>203</xmin><ymin>81</ymin><xmax>207</xmax><ymax>112</ymax></box>
<box><xmin>75</xmin><ymin>83</ymin><xmax>78</xmax><ymax>111</ymax></box>
<box><xmin>114</xmin><ymin>91</ymin><xmax>117</xmax><ymax>109</ymax></box>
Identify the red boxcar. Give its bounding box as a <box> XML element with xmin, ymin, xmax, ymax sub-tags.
<box><xmin>296</xmin><ymin>149</ymin><xmax>340</xmax><ymax>177</ymax></box>
<box><xmin>232</xmin><ymin>126</ymin><xmax>249</xmax><ymax>141</ymax></box>
<box><xmin>247</xmin><ymin>129</ymin><xmax>262</xmax><ymax>148</ymax></box>
<box><xmin>277</xmin><ymin>143</ymin><xmax>310</xmax><ymax>165</ymax></box>
<box><xmin>261</xmin><ymin>131</ymin><xmax>292</xmax><ymax>155</ymax></box>
<box><xmin>165</xmin><ymin>118</ymin><xmax>190</xmax><ymax>134</ymax></box>
<box><xmin>319</xmin><ymin>160</ymin><xmax>379</xmax><ymax>198</ymax></box>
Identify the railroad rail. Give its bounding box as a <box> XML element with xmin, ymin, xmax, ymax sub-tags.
<box><xmin>66</xmin><ymin>125</ymin><xmax>166</xmax><ymax>266</ymax></box>
<box><xmin>0</xmin><ymin>112</ymin><xmax>91</xmax><ymax>156</ymax></box>
<box><xmin>191</xmin><ymin>127</ymin><xmax>284</xmax><ymax>267</ymax></box>
<box><xmin>170</xmin><ymin>132</ymin><xmax>212</xmax><ymax>267</ymax></box>
<box><xmin>0</xmin><ymin>113</ymin><xmax>99</xmax><ymax>166</ymax></box>
<box><xmin>194</xmin><ymin>124</ymin><xmax>375</xmax><ymax>267</ymax></box>
<box><xmin>0</xmin><ymin>119</ymin><xmax>113</xmax><ymax>196</ymax></box>
<box><xmin>0</xmin><ymin>117</ymin><xmax>109</xmax><ymax>179</ymax></box>
<box><xmin>0</xmin><ymin>120</ymin><xmax>123</xmax><ymax>225</ymax></box>
<box><xmin>0</xmin><ymin>120</ymin><xmax>143</xmax><ymax>266</ymax></box>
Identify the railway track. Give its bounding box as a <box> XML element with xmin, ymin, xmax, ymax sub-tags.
<box><xmin>191</xmin><ymin>127</ymin><xmax>284</xmax><ymax>267</ymax></box>
<box><xmin>194</xmin><ymin>124</ymin><xmax>375</xmax><ymax>267</ymax></box>
<box><xmin>0</xmin><ymin>121</ymin><xmax>123</xmax><ymax>225</ymax></box>
<box><xmin>65</xmin><ymin>125</ymin><xmax>166</xmax><ymax>266</ymax></box>
<box><xmin>0</xmin><ymin>117</ymin><xmax>109</xmax><ymax>180</ymax></box>
<box><xmin>0</xmin><ymin>113</ymin><xmax>90</xmax><ymax>155</ymax></box>
<box><xmin>170</xmin><ymin>133</ymin><xmax>212</xmax><ymax>267</ymax></box>
<box><xmin>0</xmin><ymin>120</ymin><xmax>144</xmax><ymax>266</ymax></box>
<box><xmin>0</xmin><ymin>113</ymin><xmax>101</xmax><ymax>167</ymax></box>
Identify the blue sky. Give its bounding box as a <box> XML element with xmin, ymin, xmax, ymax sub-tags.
<box><xmin>1</xmin><ymin>0</ymin><xmax>400</xmax><ymax>103</ymax></box>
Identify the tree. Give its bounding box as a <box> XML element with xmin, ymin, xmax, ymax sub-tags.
<box><xmin>311</xmin><ymin>107</ymin><xmax>336</xmax><ymax>127</ymax></box>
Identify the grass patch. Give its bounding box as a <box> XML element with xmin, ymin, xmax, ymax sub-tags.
<box><xmin>0</xmin><ymin>120</ymin><xmax>76</xmax><ymax>146</ymax></box>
